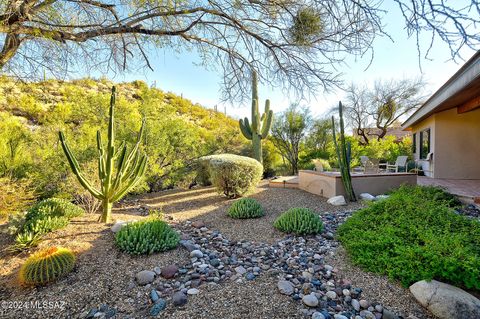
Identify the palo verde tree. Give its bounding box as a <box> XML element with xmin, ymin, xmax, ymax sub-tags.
<box><xmin>239</xmin><ymin>71</ymin><xmax>273</xmax><ymax>163</ymax></box>
<box><xmin>59</xmin><ymin>86</ymin><xmax>147</xmax><ymax>223</ymax></box>
<box><xmin>1</xmin><ymin>1</ymin><xmax>479</xmax><ymax>99</ymax></box>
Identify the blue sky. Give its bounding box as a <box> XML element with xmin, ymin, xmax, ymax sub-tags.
<box><xmin>97</xmin><ymin>3</ymin><xmax>477</xmax><ymax>120</ymax></box>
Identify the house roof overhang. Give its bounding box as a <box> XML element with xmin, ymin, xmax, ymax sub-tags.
<box><xmin>402</xmin><ymin>51</ymin><xmax>480</xmax><ymax>130</ymax></box>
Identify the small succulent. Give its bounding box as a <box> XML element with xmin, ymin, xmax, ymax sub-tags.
<box><xmin>274</xmin><ymin>208</ymin><xmax>323</xmax><ymax>235</ymax></box>
<box><xmin>115</xmin><ymin>218</ymin><xmax>180</xmax><ymax>255</ymax></box>
<box><xmin>19</xmin><ymin>247</ymin><xmax>76</xmax><ymax>286</ymax></box>
<box><xmin>228</xmin><ymin>198</ymin><xmax>264</xmax><ymax>219</ymax></box>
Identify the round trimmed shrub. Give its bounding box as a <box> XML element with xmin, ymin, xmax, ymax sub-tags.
<box><xmin>274</xmin><ymin>208</ymin><xmax>323</xmax><ymax>235</ymax></box>
<box><xmin>199</xmin><ymin>154</ymin><xmax>263</xmax><ymax>198</ymax></box>
<box><xmin>19</xmin><ymin>247</ymin><xmax>76</xmax><ymax>286</ymax></box>
<box><xmin>115</xmin><ymin>218</ymin><xmax>180</xmax><ymax>255</ymax></box>
<box><xmin>228</xmin><ymin>198</ymin><xmax>264</xmax><ymax>219</ymax></box>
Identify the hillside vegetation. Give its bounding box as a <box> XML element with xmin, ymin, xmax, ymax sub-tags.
<box><xmin>0</xmin><ymin>77</ymin><xmax>246</xmax><ymax>218</ymax></box>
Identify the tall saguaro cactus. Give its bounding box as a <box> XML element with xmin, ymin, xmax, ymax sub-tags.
<box><xmin>239</xmin><ymin>72</ymin><xmax>273</xmax><ymax>163</ymax></box>
<box><xmin>59</xmin><ymin>87</ymin><xmax>147</xmax><ymax>223</ymax></box>
<box><xmin>332</xmin><ymin>101</ymin><xmax>356</xmax><ymax>202</ymax></box>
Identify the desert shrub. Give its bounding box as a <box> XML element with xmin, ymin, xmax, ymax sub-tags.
<box><xmin>200</xmin><ymin>154</ymin><xmax>263</xmax><ymax>198</ymax></box>
<box><xmin>21</xmin><ymin>198</ymin><xmax>85</xmax><ymax>235</ymax></box>
<box><xmin>338</xmin><ymin>185</ymin><xmax>480</xmax><ymax>290</ymax></box>
<box><xmin>274</xmin><ymin>208</ymin><xmax>323</xmax><ymax>235</ymax></box>
<box><xmin>115</xmin><ymin>218</ymin><xmax>180</xmax><ymax>255</ymax></box>
<box><xmin>0</xmin><ymin>177</ymin><xmax>35</xmax><ymax>222</ymax></box>
<box><xmin>228</xmin><ymin>198</ymin><xmax>264</xmax><ymax>219</ymax></box>
<box><xmin>19</xmin><ymin>247</ymin><xmax>76</xmax><ymax>286</ymax></box>
<box><xmin>195</xmin><ymin>158</ymin><xmax>212</xmax><ymax>186</ymax></box>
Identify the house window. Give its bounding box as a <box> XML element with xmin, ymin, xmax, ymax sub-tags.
<box><xmin>419</xmin><ymin>129</ymin><xmax>430</xmax><ymax>159</ymax></box>
<box><xmin>412</xmin><ymin>133</ymin><xmax>416</xmax><ymax>154</ymax></box>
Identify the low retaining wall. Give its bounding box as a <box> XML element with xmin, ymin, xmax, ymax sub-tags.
<box><xmin>299</xmin><ymin>170</ymin><xmax>417</xmax><ymax>198</ymax></box>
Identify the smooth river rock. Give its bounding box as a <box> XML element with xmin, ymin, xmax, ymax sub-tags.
<box><xmin>409</xmin><ymin>280</ymin><xmax>480</xmax><ymax>319</ymax></box>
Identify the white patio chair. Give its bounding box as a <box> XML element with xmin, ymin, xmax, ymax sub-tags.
<box><xmin>386</xmin><ymin>156</ymin><xmax>408</xmax><ymax>173</ymax></box>
<box><xmin>359</xmin><ymin>156</ymin><xmax>369</xmax><ymax>171</ymax></box>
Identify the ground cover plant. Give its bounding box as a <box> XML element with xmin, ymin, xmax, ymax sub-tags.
<box><xmin>8</xmin><ymin>198</ymin><xmax>84</xmax><ymax>251</ymax></box>
<box><xmin>338</xmin><ymin>185</ymin><xmax>480</xmax><ymax>290</ymax></box>
<box><xmin>274</xmin><ymin>207</ymin><xmax>323</xmax><ymax>235</ymax></box>
<box><xmin>228</xmin><ymin>198</ymin><xmax>264</xmax><ymax>219</ymax></box>
<box><xmin>115</xmin><ymin>218</ymin><xmax>180</xmax><ymax>255</ymax></box>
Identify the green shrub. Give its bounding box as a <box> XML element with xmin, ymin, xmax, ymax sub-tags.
<box><xmin>228</xmin><ymin>198</ymin><xmax>264</xmax><ymax>219</ymax></box>
<box><xmin>19</xmin><ymin>247</ymin><xmax>76</xmax><ymax>286</ymax></box>
<box><xmin>115</xmin><ymin>218</ymin><xmax>180</xmax><ymax>255</ymax></box>
<box><xmin>10</xmin><ymin>232</ymin><xmax>43</xmax><ymax>252</ymax></box>
<box><xmin>21</xmin><ymin>198</ymin><xmax>85</xmax><ymax>235</ymax></box>
<box><xmin>274</xmin><ymin>208</ymin><xmax>323</xmax><ymax>235</ymax></box>
<box><xmin>338</xmin><ymin>185</ymin><xmax>480</xmax><ymax>290</ymax></box>
<box><xmin>200</xmin><ymin>154</ymin><xmax>263</xmax><ymax>198</ymax></box>
<box><xmin>0</xmin><ymin>177</ymin><xmax>35</xmax><ymax>223</ymax></box>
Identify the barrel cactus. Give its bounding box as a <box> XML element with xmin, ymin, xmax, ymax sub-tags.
<box><xmin>19</xmin><ymin>247</ymin><xmax>76</xmax><ymax>286</ymax></box>
<box><xmin>274</xmin><ymin>208</ymin><xmax>323</xmax><ymax>235</ymax></box>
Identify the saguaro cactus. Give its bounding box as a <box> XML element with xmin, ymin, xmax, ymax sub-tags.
<box><xmin>59</xmin><ymin>87</ymin><xmax>147</xmax><ymax>223</ymax></box>
<box><xmin>332</xmin><ymin>101</ymin><xmax>356</xmax><ymax>202</ymax></box>
<box><xmin>239</xmin><ymin>72</ymin><xmax>273</xmax><ymax>163</ymax></box>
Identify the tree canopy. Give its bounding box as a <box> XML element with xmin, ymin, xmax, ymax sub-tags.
<box><xmin>1</xmin><ymin>1</ymin><xmax>479</xmax><ymax>99</ymax></box>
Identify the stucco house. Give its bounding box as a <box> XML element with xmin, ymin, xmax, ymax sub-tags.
<box><xmin>402</xmin><ymin>51</ymin><xmax>480</xmax><ymax>179</ymax></box>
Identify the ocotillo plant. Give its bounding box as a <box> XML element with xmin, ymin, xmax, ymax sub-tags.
<box><xmin>59</xmin><ymin>87</ymin><xmax>147</xmax><ymax>223</ymax></box>
<box><xmin>331</xmin><ymin>101</ymin><xmax>356</xmax><ymax>202</ymax></box>
<box><xmin>239</xmin><ymin>72</ymin><xmax>273</xmax><ymax>163</ymax></box>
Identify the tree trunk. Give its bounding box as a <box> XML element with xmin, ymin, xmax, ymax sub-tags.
<box><xmin>101</xmin><ymin>199</ymin><xmax>112</xmax><ymax>223</ymax></box>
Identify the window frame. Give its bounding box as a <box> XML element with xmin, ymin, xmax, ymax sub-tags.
<box><xmin>412</xmin><ymin>133</ymin><xmax>417</xmax><ymax>154</ymax></box>
<box><xmin>419</xmin><ymin>128</ymin><xmax>431</xmax><ymax>160</ymax></box>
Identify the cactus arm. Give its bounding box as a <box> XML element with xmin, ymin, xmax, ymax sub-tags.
<box><xmin>261</xmin><ymin>109</ymin><xmax>273</xmax><ymax>139</ymax></box>
<box><xmin>97</xmin><ymin>131</ymin><xmax>106</xmax><ymax>181</ymax></box>
<box><xmin>239</xmin><ymin>118</ymin><xmax>253</xmax><ymax>139</ymax></box>
<box><xmin>251</xmin><ymin>99</ymin><xmax>260</xmax><ymax>132</ymax></box>
<box><xmin>58</xmin><ymin>132</ymin><xmax>103</xmax><ymax>199</ymax></box>
<box><xmin>103</xmin><ymin>86</ymin><xmax>117</xmax><ymax>196</ymax></box>
<box><xmin>112</xmin><ymin>155</ymin><xmax>147</xmax><ymax>202</ymax></box>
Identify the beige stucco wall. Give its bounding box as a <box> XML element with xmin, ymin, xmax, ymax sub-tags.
<box><xmin>299</xmin><ymin>171</ymin><xmax>417</xmax><ymax>198</ymax></box>
<box><xmin>411</xmin><ymin>107</ymin><xmax>480</xmax><ymax>179</ymax></box>
<box><xmin>434</xmin><ymin>108</ymin><xmax>480</xmax><ymax>179</ymax></box>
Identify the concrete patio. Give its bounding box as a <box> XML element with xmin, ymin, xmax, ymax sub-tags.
<box><xmin>417</xmin><ymin>176</ymin><xmax>480</xmax><ymax>203</ymax></box>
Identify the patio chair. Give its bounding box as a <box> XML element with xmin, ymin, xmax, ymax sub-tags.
<box><xmin>386</xmin><ymin>156</ymin><xmax>408</xmax><ymax>173</ymax></box>
<box><xmin>364</xmin><ymin>158</ymin><xmax>380</xmax><ymax>173</ymax></box>
<box><xmin>359</xmin><ymin>156</ymin><xmax>369</xmax><ymax>171</ymax></box>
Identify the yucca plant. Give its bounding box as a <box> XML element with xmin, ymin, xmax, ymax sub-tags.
<box><xmin>59</xmin><ymin>87</ymin><xmax>147</xmax><ymax>223</ymax></box>
<box><xmin>228</xmin><ymin>198</ymin><xmax>264</xmax><ymax>219</ymax></box>
<box><xmin>19</xmin><ymin>247</ymin><xmax>76</xmax><ymax>285</ymax></box>
<box><xmin>274</xmin><ymin>207</ymin><xmax>323</xmax><ymax>235</ymax></box>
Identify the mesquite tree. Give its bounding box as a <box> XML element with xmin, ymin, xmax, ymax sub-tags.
<box><xmin>1</xmin><ymin>1</ymin><xmax>478</xmax><ymax>99</ymax></box>
<box><xmin>332</xmin><ymin>101</ymin><xmax>356</xmax><ymax>202</ymax></box>
<box><xmin>59</xmin><ymin>87</ymin><xmax>147</xmax><ymax>223</ymax></box>
<box><xmin>239</xmin><ymin>72</ymin><xmax>273</xmax><ymax>163</ymax></box>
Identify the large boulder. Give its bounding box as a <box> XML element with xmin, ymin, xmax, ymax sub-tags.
<box><xmin>409</xmin><ymin>280</ymin><xmax>480</xmax><ymax>319</ymax></box>
<box><xmin>327</xmin><ymin>195</ymin><xmax>347</xmax><ymax>206</ymax></box>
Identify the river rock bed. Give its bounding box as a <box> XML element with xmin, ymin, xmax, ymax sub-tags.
<box><xmin>79</xmin><ymin>211</ymin><xmax>406</xmax><ymax>319</ymax></box>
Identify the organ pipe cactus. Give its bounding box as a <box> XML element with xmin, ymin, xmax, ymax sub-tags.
<box><xmin>332</xmin><ymin>101</ymin><xmax>356</xmax><ymax>202</ymax></box>
<box><xmin>239</xmin><ymin>72</ymin><xmax>273</xmax><ymax>163</ymax></box>
<box><xmin>59</xmin><ymin>87</ymin><xmax>147</xmax><ymax>223</ymax></box>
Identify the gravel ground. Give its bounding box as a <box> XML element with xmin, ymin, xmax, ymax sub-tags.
<box><xmin>326</xmin><ymin>247</ymin><xmax>435</xmax><ymax>319</ymax></box>
<box><xmin>0</xmin><ymin>183</ymin><xmax>433</xmax><ymax>319</ymax></box>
